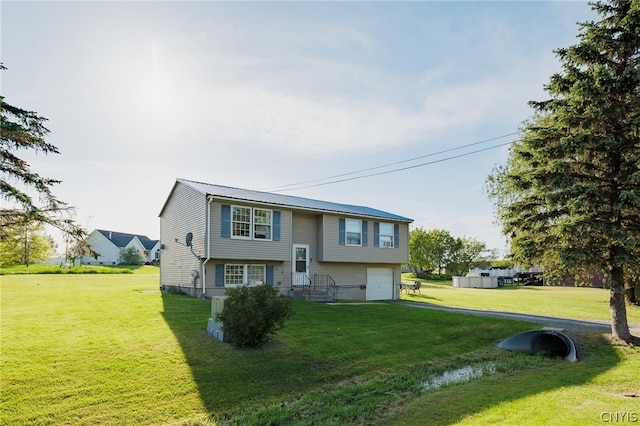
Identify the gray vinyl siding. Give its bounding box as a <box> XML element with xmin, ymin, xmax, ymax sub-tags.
<box><xmin>160</xmin><ymin>178</ymin><xmax>411</xmax><ymax>300</ymax></box>
<box><xmin>321</xmin><ymin>263</ymin><xmax>401</xmax><ymax>289</ymax></box>
<box><xmin>325</xmin><ymin>262</ymin><xmax>401</xmax><ymax>300</ymax></box>
<box><xmin>209</xmin><ymin>200</ymin><xmax>290</xmax><ymax>261</ymax></box>
<box><xmin>269</xmin><ymin>212</ymin><xmax>320</xmax><ymax>288</ymax></box>
<box><xmin>201</xmin><ymin>259</ymin><xmax>285</xmax><ymax>298</ymax></box>
<box><xmin>277</xmin><ymin>259</ymin><xmax>401</xmax><ymax>299</ymax></box>
<box><xmin>275</xmin><ymin>212</ymin><xmax>406</xmax><ymax>293</ymax></box>
<box><xmin>319</xmin><ymin>214</ymin><xmax>409</xmax><ymax>264</ymax></box>
<box><xmin>159</xmin><ymin>182</ymin><xmax>207</xmax><ymax>290</ymax></box>
<box><xmin>292</xmin><ymin>212</ymin><xmax>318</xmax><ymax>249</ymax></box>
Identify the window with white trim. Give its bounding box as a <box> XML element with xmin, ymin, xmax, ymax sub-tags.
<box><xmin>247</xmin><ymin>265</ymin><xmax>265</xmax><ymax>285</ymax></box>
<box><xmin>231</xmin><ymin>206</ymin><xmax>273</xmax><ymax>241</ymax></box>
<box><xmin>225</xmin><ymin>264</ymin><xmax>245</xmax><ymax>285</ymax></box>
<box><xmin>225</xmin><ymin>264</ymin><xmax>266</xmax><ymax>286</ymax></box>
<box><xmin>253</xmin><ymin>208</ymin><xmax>272</xmax><ymax>240</ymax></box>
<box><xmin>346</xmin><ymin>219</ymin><xmax>362</xmax><ymax>246</ymax></box>
<box><xmin>231</xmin><ymin>206</ymin><xmax>251</xmax><ymax>239</ymax></box>
<box><xmin>379</xmin><ymin>222</ymin><xmax>394</xmax><ymax>248</ymax></box>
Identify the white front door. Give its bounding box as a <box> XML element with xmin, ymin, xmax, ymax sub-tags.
<box><xmin>292</xmin><ymin>244</ymin><xmax>310</xmax><ymax>286</ymax></box>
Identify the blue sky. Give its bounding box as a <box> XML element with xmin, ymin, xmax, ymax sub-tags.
<box><xmin>2</xmin><ymin>1</ymin><xmax>596</xmax><ymax>255</ymax></box>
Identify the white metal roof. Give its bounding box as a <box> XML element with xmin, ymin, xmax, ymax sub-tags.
<box><xmin>176</xmin><ymin>178</ymin><xmax>413</xmax><ymax>222</ymax></box>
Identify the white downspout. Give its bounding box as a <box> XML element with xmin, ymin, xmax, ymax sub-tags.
<box><xmin>201</xmin><ymin>197</ymin><xmax>212</xmax><ymax>297</ymax></box>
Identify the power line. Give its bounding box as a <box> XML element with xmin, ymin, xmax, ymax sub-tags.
<box><xmin>273</xmin><ymin>140</ymin><xmax>514</xmax><ymax>192</ymax></box>
<box><xmin>267</xmin><ymin>132</ymin><xmax>520</xmax><ymax>193</ymax></box>
<box><xmin>266</xmin><ymin>132</ymin><xmax>519</xmax><ymax>191</ymax></box>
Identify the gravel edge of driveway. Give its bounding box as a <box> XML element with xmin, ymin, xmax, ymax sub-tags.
<box><xmin>397</xmin><ymin>301</ymin><xmax>640</xmax><ymax>335</ymax></box>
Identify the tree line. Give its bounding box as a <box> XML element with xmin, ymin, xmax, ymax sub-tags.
<box><xmin>408</xmin><ymin>228</ymin><xmax>496</xmax><ymax>277</ymax></box>
<box><xmin>0</xmin><ymin>224</ymin><xmax>145</xmax><ymax>266</ymax></box>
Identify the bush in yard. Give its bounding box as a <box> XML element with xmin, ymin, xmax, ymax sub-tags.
<box><xmin>119</xmin><ymin>246</ymin><xmax>144</xmax><ymax>265</ymax></box>
<box><xmin>215</xmin><ymin>284</ymin><xmax>293</xmax><ymax>347</ymax></box>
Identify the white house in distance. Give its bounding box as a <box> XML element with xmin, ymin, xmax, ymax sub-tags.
<box><xmin>158</xmin><ymin>178</ymin><xmax>413</xmax><ymax>301</ymax></box>
<box><xmin>80</xmin><ymin>229</ymin><xmax>160</xmax><ymax>265</ymax></box>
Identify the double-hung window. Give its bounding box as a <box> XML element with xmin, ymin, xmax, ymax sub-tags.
<box><xmin>230</xmin><ymin>206</ymin><xmax>273</xmax><ymax>241</ymax></box>
<box><xmin>253</xmin><ymin>209</ymin><xmax>272</xmax><ymax>239</ymax></box>
<box><xmin>379</xmin><ymin>223</ymin><xmax>394</xmax><ymax>248</ymax></box>
<box><xmin>225</xmin><ymin>264</ymin><xmax>246</xmax><ymax>285</ymax></box>
<box><xmin>346</xmin><ymin>219</ymin><xmax>362</xmax><ymax>246</ymax></box>
<box><xmin>225</xmin><ymin>264</ymin><xmax>266</xmax><ymax>286</ymax></box>
<box><xmin>247</xmin><ymin>265</ymin><xmax>266</xmax><ymax>285</ymax></box>
<box><xmin>231</xmin><ymin>206</ymin><xmax>251</xmax><ymax>239</ymax></box>
<box><xmin>339</xmin><ymin>218</ymin><xmax>368</xmax><ymax>246</ymax></box>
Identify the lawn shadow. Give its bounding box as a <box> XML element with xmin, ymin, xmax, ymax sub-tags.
<box><xmin>160</xmin><ymin>291</ymin><xmax>242</xmax><ymax>416</ymax></box>
<box><xmin>404</xmin><ymin>293</ymin><xmax>442</xmax><ymax>302</ymax></box>
<box><xmin>498</xmin><ymin>285</ymin><xmax>544</xmax><ymax>291</ymax></box>
<box><xmin>160</xmin><ymin>292</ymin><xmax>343</xmax><ymax>419</ymax></box>
<box><xmin>160</xmin><ymin>291</ymin><xmax>261</xmax><ymax>416</ymax></box>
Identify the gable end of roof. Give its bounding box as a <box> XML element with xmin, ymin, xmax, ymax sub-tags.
<box><xmin>96</xmin><ymin>229</ymin><xmax>158</xmax><ymax>249</ymax></box>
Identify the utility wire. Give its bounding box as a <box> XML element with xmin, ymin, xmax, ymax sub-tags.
<box><xmin>267</xmin><ymin>132</ymin><xmax>520</xmax><ymax>193</ymax></box>
<box><xmin>272</xmin><ymin>140</ymin><xmax>514</xmax><ymax>192</ymax></box>
<box><xmin>266</xmin><ymin>131</ymin><xmax>519</xmax><ymax>191</ymax></box>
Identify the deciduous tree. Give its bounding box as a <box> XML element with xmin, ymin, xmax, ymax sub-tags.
<box><xmin>409</xmin><ymin>228</ymin><xmax>475</xmax><ymax>275</ymax></box>
<box><xmin>448</xmin><ymin>237</ymin><xmax>491</xmax><ymax>276</ymax></box>
<box><xmin>408</xmin><ymin>227</ymin><xmax>431</xmax><ymax>275</ymax></box>
<box><xmin>487</xmin><ymin>0</ymin><xmax>640</xmax><ymax>343</ymax></box>
<box><xmin>0</xmin><ymin>223</ymin><xmax>54</xmax><ymax>265</ymax></box>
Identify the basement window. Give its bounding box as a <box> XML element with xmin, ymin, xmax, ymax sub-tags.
<box><xmin>224</xmin><ymin>264</ymin><xmax>266</xmax><ymax>286</ymax></box>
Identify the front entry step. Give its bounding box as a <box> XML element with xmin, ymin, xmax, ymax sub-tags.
<box><xmin>288</xmin><ymin>288</ymin><xmax>334</xmax><ymax>302</ymax></box>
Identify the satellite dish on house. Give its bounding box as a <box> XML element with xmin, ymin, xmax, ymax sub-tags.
<box><xmin>186</xmin><ymin>232</ymin><xmax>193</xmax><ymax>247</ymax></box>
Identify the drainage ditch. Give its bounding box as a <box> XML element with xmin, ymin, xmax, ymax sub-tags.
<box><xmin>422</xmin><ymin>363</ymin><xmax>497</xmax><ymax>390</ymax></box>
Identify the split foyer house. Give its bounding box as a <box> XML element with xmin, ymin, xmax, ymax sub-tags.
<box><xmin>81</xmin><ymin>229</ymin><xmax>160</xmax><ymax>265</ymax></box>
<box><xmin>159</xmin><ymin>178</ymin><xmax>413</xmax><ymax>301</ymax></box>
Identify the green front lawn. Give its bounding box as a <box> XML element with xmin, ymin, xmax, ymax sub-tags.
<box><xmin>1</xmin><ymin>273</ymin><xmax>638</xmax><ymax>425</ymax></box>
<box><xmin>0</xmin><ymin>263</ymin><xmax>160</xmax><ymax>275</ymax></box>
<box><xmin>401</xmin><ymin>273</ymin><xmax>640</xmax><ymax>325</ymax></box>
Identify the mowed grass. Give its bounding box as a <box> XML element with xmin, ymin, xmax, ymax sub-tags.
<box><xmin>0</xmin><ymin>272</ymin><xmax>202</xmax><ymax>425</ymax></box>
<box><xmin>1</xmin><ymin>272</ymin><xmax>638</xmax><ymax>425</ymax></box>
<box><xmin>401</xmin><ymin>273</ymin><xmax>640</xmax><ymax>325</ymax></box>
<box><xmin>0</xmin><ymin>264</ymin><xmax>159</xmax><ymax>275</ymax></box>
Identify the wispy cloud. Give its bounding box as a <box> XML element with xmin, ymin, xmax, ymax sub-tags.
<box><xmin>2</xmin><ymin>0</ymin><xmax>596</xmax><ymax>247</ymax></box>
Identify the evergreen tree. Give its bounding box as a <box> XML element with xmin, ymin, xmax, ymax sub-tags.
<box><xmin>487</xmin><ymin>0</ymin><xmax>640</xmax><ymax>343</ymax></box>
<box><xmin>1</xmin><ymin>63</ymin><xmax>91</xmax><ymax>251</ymax></box>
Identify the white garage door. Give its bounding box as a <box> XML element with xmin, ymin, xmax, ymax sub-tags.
<box><xmin>366</xmin><ymin>268</ymin><xmax>394</xmax><ymax>301</ymax></box>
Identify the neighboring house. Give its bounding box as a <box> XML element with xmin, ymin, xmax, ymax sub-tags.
<box><xmin>80</xmin><ymin>229</ymin><xmax>160</xmax><ymax>265</ymax></box>
<box><xmin>159</xmin><ymin>178</ymin><xmax>413</xmax><ymax>301</ymax></box>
